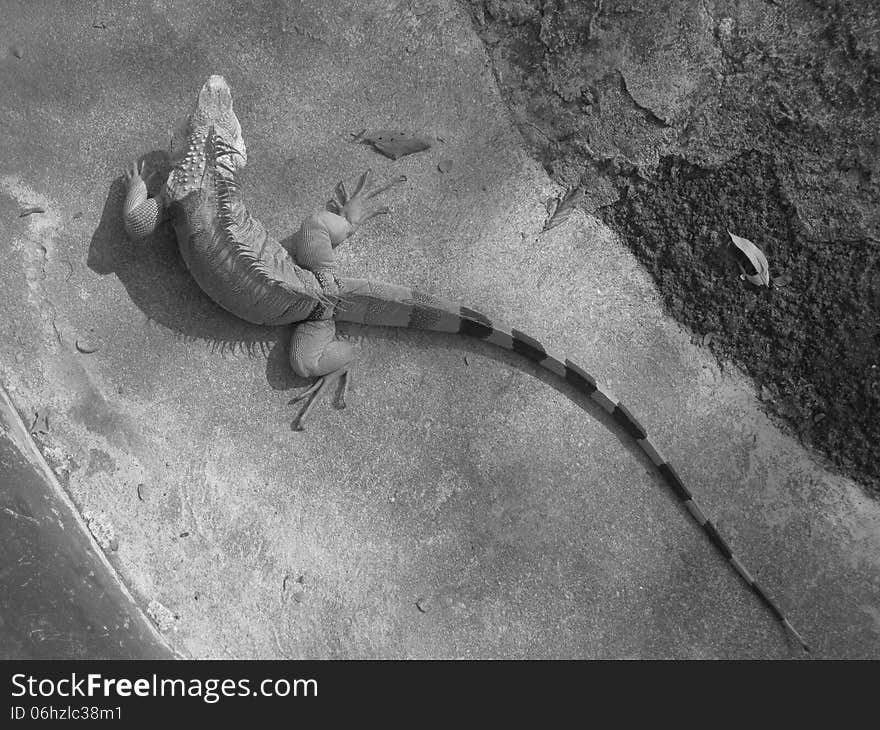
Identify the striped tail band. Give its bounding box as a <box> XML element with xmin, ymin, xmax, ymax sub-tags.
<box><xmin>333</xmin><ymin>277</ymin><xmax>810</xmax><ymax>653</ymax></box>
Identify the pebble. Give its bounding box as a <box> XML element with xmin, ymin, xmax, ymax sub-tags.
<box><xmin>76</xmin><ymin>338</ymin><xmax>99</xmax><ymax>354</ymax></box>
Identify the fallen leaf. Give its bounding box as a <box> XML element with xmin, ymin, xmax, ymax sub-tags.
<box><xmin>19</xmin><ymin>206</ymin><xmax>46</xmax><ymax>217</ymax></box>
<box><xmin>75</xmin><ymin>338</ymin><xmax>99</xmax><ymax>354</ymax></box>
<box><xmin>543</xmin><ymin>187</ymin><xmax>583</xmax><ymax>232</ymax></box>
<box><xmin>30</xmin><ymin>408</ymin><xmax>50</xmax><ymax>435</ymax></box>
<box><xmin>359</xmin><ymin>130</ymin><xmax>432</xmax><ymax>160</ymax></box>
<box><xmin>437</xmin><ymin>158</ymin><xmax>454</xmax><ymax>173</ymax></box>
<box><xmin>728</xmin><ymin>230</ymin><xmax>770</xmax><ymax>286</ymax></box>
<box><xmin>416</xmin><ymin>597</ymin><xmax>431</xmax><ymax>613</ymax></box>
<box><xmin>11</xmin><ymin>45</ymin><xmax>22</xmax><ymax>59</ymax></box>
<box><xmin>773</xmin><ymin>272</ymin><xmax>792</xmax><ymax>288</ymax></box>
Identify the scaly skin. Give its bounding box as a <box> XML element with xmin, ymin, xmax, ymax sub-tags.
<box><xmin>123</xmin><ymin>75</ymin><xmax>809</xmax><ymax>654</ymax></box>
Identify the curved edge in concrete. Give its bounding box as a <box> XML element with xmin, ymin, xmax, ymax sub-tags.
<box><xmin>0</xmin><ymin>383</ymin><xmax>177</xmax><ymax>659</ymax></box>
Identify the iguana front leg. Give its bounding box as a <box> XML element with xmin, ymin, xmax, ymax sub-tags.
<box><xmin>122</xmin><ymin>160</ymin><xmax>166</xmax><ymax>239</ymax></box>
<box><xmin>288</xmin><ymin>170</ymin><xmax>402</xmax><ymax>428</ymax></box>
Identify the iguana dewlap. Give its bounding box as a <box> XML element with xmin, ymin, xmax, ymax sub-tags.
<box><xmin>122</xmin><ymin>75</ymin><xmax>809</xmax><ymax>654</ymax></box>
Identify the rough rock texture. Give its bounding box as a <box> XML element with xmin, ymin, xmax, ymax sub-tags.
<box><xmin>468</xmin><ymin>0</ymin><xmax>880</xmax><ymax>494</ymax></box>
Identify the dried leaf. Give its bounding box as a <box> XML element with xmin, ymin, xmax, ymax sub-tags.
<box><xmin>30</xmin><ymin>408</ymin><xmax>50</xmax><ymax>435</ymax></box>
<box><xmin>19</xmin><ymin>206</ymin><xmax>45</xmax><ymax>217</ymax></box>
<box><xmin>437</xmin><ymin>158</ymin><xmax>454</xmax><ymax>173</ymax></box>
<box><xmin>75</xmin><ymin>338</ymin><xmax>99</xmax><ymax>354</ymax></box>
<box><xmin>360</xmin><ymin>130</ymin><xmax>432</xmax><ymax>160</ymax></box>
<box><xmin>773</xmin><ymin>272</ymin><xmax>792</xmax><ymax>288</ymax></box>
<box><xmin>543</xmin><ymin>187</ymin><xmax>583</xmax><ymax>232</ymax></box>
<box><xmin>728</xmin><ymin>230</ymin><xmax>770</xmax><ymax>286</ymax></box>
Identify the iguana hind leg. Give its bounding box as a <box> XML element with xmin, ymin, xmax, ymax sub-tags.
<box><xmin>286</xmin><ymin>170</ymin><xmax>405</xmax><ymax>428</ymax></box>
<box><xmin>289</xmin><ymin>320</ymin><xmax>355</xmax><ymax>429</ymax></box>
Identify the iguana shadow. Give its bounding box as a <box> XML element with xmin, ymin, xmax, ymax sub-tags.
<box><xmin>87</xmin><ymin>158</ymin><xmax>648</xmax><ymax>468</ymax></box>
<box><xmin>86</xmin><ymin>153</ymin><xmax>308</xmax><ymax>394</ymax></box>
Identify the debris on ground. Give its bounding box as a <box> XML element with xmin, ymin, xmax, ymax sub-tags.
<box><xmin>30</xmin><ymin>408</ymin><xmax>49</xmax><ymax>435</ymax></box>
<box><xmin>729</xmin><ymin>231</ymin><xmax>770</xmax><ymax>287</ymax></box>
<box><xmin>542</xmin><ymin>187</ymin><xmax>583</xmax><ymax>232</ymax></box>
<box><xmin>146</xmin><ymin>599</ymin><xmax>177</xmax><ymax>632</ymax></box>
<box><xmin>355</xmin><ymin>129</ymin><xmax>432</xmax><ymax>160</ymax></box>
<box><xmin>83</xmin><ymin>510</ymin><xmax>115</xmax><ymax>551</ymax></box>
<box><xmin>75</xmin><ymin>337</ymin><xmax>100</xmax><ymax>354</ymax></box>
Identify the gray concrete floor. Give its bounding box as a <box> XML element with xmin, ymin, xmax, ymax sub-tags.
<box><xmin>0</xmin><ymin>0</ymin><xmax>878</xmax><ymax>658</ymax></box>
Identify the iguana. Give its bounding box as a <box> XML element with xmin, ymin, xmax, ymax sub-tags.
<box><xmin>122</xmin><ymin>74</ymin><xmax>809</xmax><ymax>653</ymax></box>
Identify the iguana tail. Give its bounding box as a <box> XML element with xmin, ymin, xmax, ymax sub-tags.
<box><xmin>334</xmin><ymin>276</ymin><xmax>810</xmax><ymax>653</ymax></box>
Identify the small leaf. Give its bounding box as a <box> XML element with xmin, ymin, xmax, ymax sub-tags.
<box><xmin>19</xmin><ymin>206</ymin><xmax>46</xmax><ymax>217</ymax></box>
<box><xmin>360</xmin><ymin>130</ymin><xmax>432</xmax><ymax>160</ymax></box>
<box><xmin>542</xmin><ymin>187</ymin><xmax>583</xmax><ymax>232</ymax></box>
<box><xmin>773</xmin><ymin>272</ymin><xmax>792</xmax><ymax>288</ymax></box>
<box><xmin>75</xmin><ymin>338</ymin><xmax>100</xmax><ymax>354</ymax></box>
<box><xmin>437</xmin><ymin>158</ymin><xmax>454</xmax><ymax>173</ymax></box>
<box><xmin>30</xmin><ymin>408</ymin><xmax>50</xmax><ymax>435</ymax></box>
<box><xmin>728</xmin><ymin>230</ymin><xmax>770</xmax><ymax>286</ymax></box>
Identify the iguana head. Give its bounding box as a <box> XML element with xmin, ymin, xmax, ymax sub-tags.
<box><xmin>170</xmin><ymin>74</ymin><xmax>247</xmax><ymax>169</ymax></box>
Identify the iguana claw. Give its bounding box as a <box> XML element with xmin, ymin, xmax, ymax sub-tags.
<box><xmin>289</xmin><ymin>367</ymin><xmax>351</xmax><ymax>430</ymax></box>
<box><xmin>327</xmin><ymin>170</ymin><xmax>406</xmax><ymax>227</ymax></box>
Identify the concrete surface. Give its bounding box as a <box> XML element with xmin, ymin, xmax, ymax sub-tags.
<box><xmin>0</xmin><ymin>0</ymin><xmax>878</xmax><ymax>658</ymax></box>
<box><xmin>0</xmin><ymin>384</ymin><xmax>175</xmax><ymax>659</ymax></box>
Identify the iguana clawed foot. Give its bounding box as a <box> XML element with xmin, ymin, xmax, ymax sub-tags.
<box><xmin>123</xmin><ymin>160</ymin><xmax>146</xmax><ymax>187</ymax></box>
<box><xmin>289</xmin><ymin>366</ymin><xmax>351</xmax><ymax>430</ymax></box>
<box><xmin>325</xmin><ymin>169</ymin><xmax>406</xmax><ymax>228</ymax></box>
